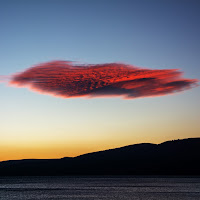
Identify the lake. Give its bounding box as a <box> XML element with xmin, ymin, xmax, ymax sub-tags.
<box><xmin>0</xmin><ymin>176</ymin><xmax>200</xmax><ymax>200</ymax></box>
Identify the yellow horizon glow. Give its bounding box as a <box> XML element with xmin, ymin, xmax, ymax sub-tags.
<box><xmin>1</xmin><ymin>90</ymin><xmax>199</xmax><ymax>162</ymax></box>
<box><xmin>1</xmin><ymin>132</ymin><xmax>199</xmax><ymax>162</ymax></box>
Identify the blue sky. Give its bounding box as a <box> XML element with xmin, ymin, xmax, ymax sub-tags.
<box><xmin>0</xmin><ymin>0</ymin><xmax>199</xmax><ymax>161</ymax></box>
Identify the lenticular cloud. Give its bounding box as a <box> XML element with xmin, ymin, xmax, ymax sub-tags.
<box><xmin>8</xmin><ymin>60</ymin><xmax>198</xmax><ymax>99</ymax></box>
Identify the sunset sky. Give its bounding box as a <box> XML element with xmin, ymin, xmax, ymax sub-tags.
<box><xmin>0</xmin><ymin>0</ymin><xmax>199</xmax><ymax>161</ymax></box>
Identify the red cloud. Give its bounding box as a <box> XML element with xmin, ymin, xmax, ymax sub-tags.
<box><xmin>9</xmin><ymin>61</ymin><xmax>198</xmax><ymax>99</ymax></box>
<box><xmin>0</xmin><ymin>75</ymin><xmax>10</xmax><ymax>83</ymax></box>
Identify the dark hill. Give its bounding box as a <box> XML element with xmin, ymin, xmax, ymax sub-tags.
<box><xmin>0</xmin><ymin>138</ymin><xmax>199</xmax><ymax>176</ymax></box>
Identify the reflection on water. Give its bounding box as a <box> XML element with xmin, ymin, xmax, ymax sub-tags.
<box><xmin>0</xmin><ymin>176</ymin><xmax>200</xmax><ymax>200</ymax></box>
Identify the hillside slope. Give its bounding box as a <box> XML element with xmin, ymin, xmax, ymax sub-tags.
<box><xmin>0</xmin><ymin>138</ymin><xmax>199</xmax><ymax>175</ymax></box>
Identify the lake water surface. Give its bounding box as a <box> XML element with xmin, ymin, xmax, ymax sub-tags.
<box><xmin>0</xmin><ymin>176</ymin><xmax>200</xmax><ymax>200</ymax></box>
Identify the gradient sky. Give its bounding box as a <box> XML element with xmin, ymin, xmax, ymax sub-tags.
<box><xmin>0</xmin><ymin>0</ymin><xmax>200</xmax><ymax>161</ymax></box>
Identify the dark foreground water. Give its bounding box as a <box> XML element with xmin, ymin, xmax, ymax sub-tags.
<box><xmin>0</xmin><ymin>176</ymin><xmax>200</xmax><ymax>200</ymax></box>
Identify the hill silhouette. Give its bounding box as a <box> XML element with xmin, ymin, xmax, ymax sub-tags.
<box><xmin>0</xmin><ymin>138</ymin><xmax>199</xmax><ymax>176</ymax></box>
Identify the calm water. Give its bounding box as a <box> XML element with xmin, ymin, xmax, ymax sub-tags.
<box><xmin>0</xmin><ymin>176</ymin><xmax>200</xmax><ymax>200</ymax></box>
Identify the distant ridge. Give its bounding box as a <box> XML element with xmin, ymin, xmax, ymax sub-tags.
<box><xmin>0</xmin><ymin>138</ymin><xmax>200</xmax><ymax>176</ymax></box>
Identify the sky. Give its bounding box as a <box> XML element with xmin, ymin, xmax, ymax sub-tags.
<box><xmin>0</xmin><ymin>0</ymin><xmax>199</xmax><ymax>161</ymax></box>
